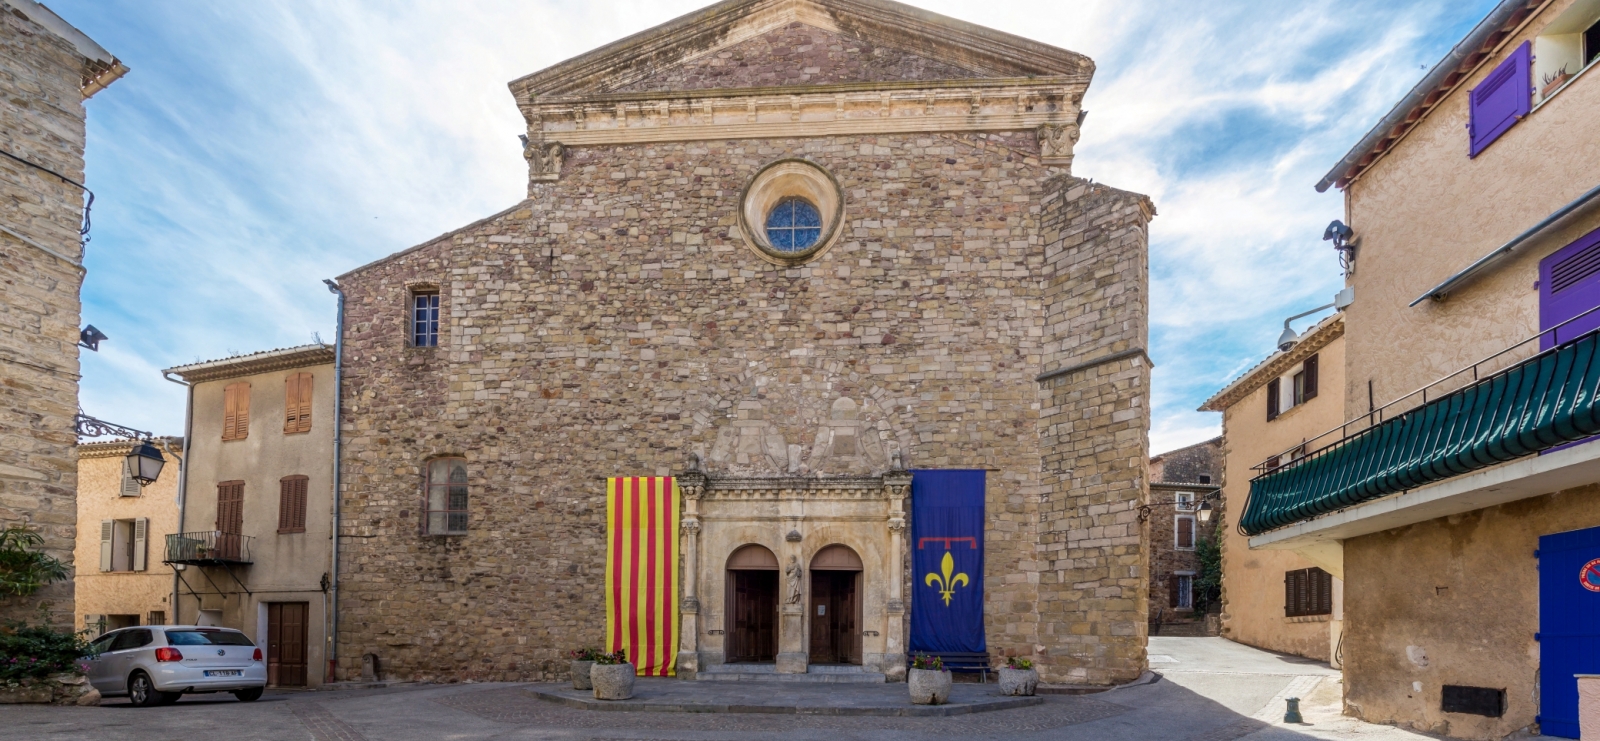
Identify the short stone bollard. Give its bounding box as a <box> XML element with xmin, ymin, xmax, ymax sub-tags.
<box><xmin>591</xmin><ymin>662</ymin><xmax>636</xmax><ymax>701</ymax></box>
<box><xmin>1284</xmin><ymin>697</ymin><xmax>1303</xmax><ymax>724</ymax></box>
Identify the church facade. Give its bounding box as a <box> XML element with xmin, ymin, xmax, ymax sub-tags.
<box><xmin>333</xmin><ymin>0</ymin><xmax>1153</xmax><ymax>686</ymax></box>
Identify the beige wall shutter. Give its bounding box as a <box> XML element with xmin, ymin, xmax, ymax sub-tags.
<box><xmin>132</xmin><ymin>518</ymin><xmax>148</xmax><ymax>571</ymax></box>
<box><xmin>223</xmin><ymin>382</ymin><xmax>251</xmax><ymax>440</ymax></box>
<box><xmin>121</xmin><ymin>459</ymin><xmax>142</xmax><ymax>496</ymax></box>
<box><xmin>99</xmin><ymin>520</ymin><xmax>113</xmax><ymax>572</ymax></box>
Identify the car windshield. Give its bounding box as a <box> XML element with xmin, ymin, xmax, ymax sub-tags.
<box><xmin>164</xmin><ymin>629</ymin><xmax>254</xmax><ymax>646</ymax></box>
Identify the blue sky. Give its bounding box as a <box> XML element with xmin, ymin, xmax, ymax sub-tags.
<box><xmin>54</xmin><ymin>0</ymin><xmax>1497</xmax><ymax>453</ymax></box>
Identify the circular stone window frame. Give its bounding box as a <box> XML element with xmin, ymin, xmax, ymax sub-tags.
<box><xmin>738</xmin><ymin>158</ymin><xmax>845</xmax><ymax>267</ymax></box>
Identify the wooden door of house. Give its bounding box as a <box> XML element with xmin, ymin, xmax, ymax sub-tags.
<box><xmin>267</xmin><ymin>602</ymin><xmax>308</xmax><ymax>687</ymax></box>
<box><xmin>727</xmin><ymin>570</ymin><xmax>777</xmax><ymax>662</ymax></box>
<box><xmin>808</xmin><ymin>571</ymin><xmax>859</xmax><ymax>664</ymax></box>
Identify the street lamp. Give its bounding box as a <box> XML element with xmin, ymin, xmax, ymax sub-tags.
<box><xmin>125</xmin><ymin>440</ymin><xmax>167</xmax><ymax>486</ymax></box>
<box><xmin>1197</xmin><ymin>500</ymin><xmax>1214</xmax><ymax>523</ymax></box>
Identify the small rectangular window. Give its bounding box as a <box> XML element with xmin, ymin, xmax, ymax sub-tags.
<box><xmin>1303</xmin><ymin>354</ymin><xmax>1319</xmax><ymax>401</ymax></box>
<box><xmin>1587</xmin><ymin>18</ymin><xmax>1600</xmax><ymax>66</ymax></box>
<box><xmin>1266</xmin><ymin>378</ymin><xmax>1280</xmax><ymax>421</ymax></box>
<box><xmin>1175</xmin><ymin>492</ymin><xmax>1195</xmax><ymax>511</ymax></box>
<box><xmin>425</xmin><ymin>458</ymin><xmax>469</xmax><ymax>534</ymax></box>
<box><xmin>222</xmin><ymin>382</ymin><xmax>250</xmax><ymax>441</ymax></box>
<box><xmin>1285</xmin><ymin>567</ymin><xmax>1334</xmax><ymax>617</ymax></box>
<box><xmin>1175</xmin><ymin>515</ymin><xmax>1196</xmax><ymax>550</ymax></box>
<box><xmin>1177</xmin><ymin>574</ymin><xmax>1194</xmax><ymax>610</ymax></box>
<box><xmin>147</xmin><ymin>611</ymin><xmax>165</xmax><ymax>627</ymax></box>
<box><xmin>412</xmin><ymin>291</ymin><xmax>440</xmax><ymax>347</ymax></box>
<box><xmin>283</xmin><ymin>372</ymin><xmax>313</xmax><ymax>434</ymax></box>
<box><xmin>278</xmin><ymin>476</ymin><xmax>308</xmax><ymax>533</ymax></box>
<box><xmin>1292</xmin><ymin>371</ymin><xmax>1306</xmax><ymax>406</ymax></box>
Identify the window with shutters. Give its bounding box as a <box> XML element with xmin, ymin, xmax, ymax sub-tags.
<box><xmin>1167</xmin><ymin>573</ymin><xmax>1195</xmax><ymax>610</ymax></box>
<box><xmin>1175</xmin><ymin>515</ymin><xmax>1196</xmax><ymax>550</ymax></box>
<box><xmin>120</xmin><ymin>458</ymin><xmax>142</xmax><ymax>497</ymax></box>
<box><xmin>1468</xmin><ymin>41</ymin><xmax>1531</xmax><ymax>158</ymax></box>
<box><xmin>1265</xmin><ymin>378</ymin><xmax>1280</xmax><ymax>421</ymax></box>
<box><xmin>411</xmin><ymin>289</ymin><xmax>440</xmax><ymax>348</ymax></box>
<box><xmin>99</xmin><ymin>518</ymin><xmax>148</xmax><ymax>572</ymax></box>
<box><xmin>1540</xmin><ymin>225</ymin><xmax>1600</xmax><ymax>349</ymax></box>
<box><xmin>222</xmin><ymin>382</ymin><xmax>251</xmax><ymax>441</ymax></box>
<box><xmin>1285</xmin><ymin>567</ymin><xmax>1334</xmax><ymax>617</ymax></box>
<box><xmin>1268</xmin><ymin>354</ymin><xmax>1318</xmax><ymax>422</ymax></box>
<box><xmin>1531</xmin><ymin>4</ymin><xmax>1600</xmax><ymax>106</ymax></box>
<box><xmin>278</xmin><ymin>475</ymin><xmax>308</xmax><ymax>533</ymax></box>
<box><xmin>217</xmin><ymin>481</ymin><xmax>245</xmax><ymax>560</ymax></box>
<box><xmin>425</xmin><ymin>458</ymin><xmax>469</xmax><ymax>535</ymax></box>
<box><xmin>283</xmin><ymin>372</ymin><xmax>313</xmax><ymax>434</ymax></box>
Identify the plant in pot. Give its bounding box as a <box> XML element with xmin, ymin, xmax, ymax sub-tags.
<box><xmin>569</xmin><ymin>648</ymin><xmax>602</xmax><ymax>691</ymax></box>
<box><xmin>589</xmin><ymin>649</ymin><xmax>635</xmax><ymax>701</ymax></box>
<box><xmin>999</xmin><ymin>656</ymin><xmax>1039</xmax><ymax>696</ymax></box>
<box><xmin>908</xmin><ymin>654</ymin><xmax>951</xmax><ymax>705</ymax></box>
<box><xmin>1542</xmin><ymin>65</ymin><xmax>1572</xmax><ymax>98</ymax></box>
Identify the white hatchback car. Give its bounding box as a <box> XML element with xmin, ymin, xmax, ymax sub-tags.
<box><xmin>81</xmin><ymin>626</ymin><xmax>268</xmax><ymax>706</ymax></box>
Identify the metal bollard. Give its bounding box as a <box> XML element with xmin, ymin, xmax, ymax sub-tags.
<box><xmin>1284</xmin><ymin>697</ymin><xmax>1304</xmax><ymax>724</ymax></box>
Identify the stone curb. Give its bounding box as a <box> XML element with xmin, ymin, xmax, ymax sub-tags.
<box><xmin>523</xmin><ymin>687</ymin><xmax>1044</xmax><ymax>717</ymax></box>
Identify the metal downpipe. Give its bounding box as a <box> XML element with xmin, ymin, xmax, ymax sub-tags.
<box><xmin>162</xmin><ymin>371</ymin><xmax>194</xmax><ymax>624</ymax></box>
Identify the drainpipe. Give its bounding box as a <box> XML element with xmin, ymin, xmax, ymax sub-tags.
<box><xmin>162</xmin><ymin>371</ymin><xmax>194</xmax><ymax>624</ymax></box>
<box><xmin>322</xmin><ymin>279</ymin><xmax>345</xmax><ymax>684</ymax></box>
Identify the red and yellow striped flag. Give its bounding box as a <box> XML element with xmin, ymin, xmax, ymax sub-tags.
<box><xmin>605</xmin><ymin>477</ymin><xmax>680</xmax><ymax>677</ymax></box>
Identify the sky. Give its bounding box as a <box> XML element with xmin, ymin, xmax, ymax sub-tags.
<box><xmin>52</xmin><ymin>0</ymin><xmax>1498</xmax><ymax>454</ymax></box>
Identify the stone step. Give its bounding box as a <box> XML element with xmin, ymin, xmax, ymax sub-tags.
<box><xmin>696</xmin><ymin>664</ymin><xmax>886</xmax><ymax>683</ymax></box>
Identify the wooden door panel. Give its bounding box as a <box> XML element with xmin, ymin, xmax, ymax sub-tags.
<box><xmin>267</xmin><ymin>602</ymin><xmax>308</xmax><ymax>687</ymax></box>
<box><xmin>809</xmin><ymin>573</ymin><xmax>831</xmax><ymax>663</ymax></box>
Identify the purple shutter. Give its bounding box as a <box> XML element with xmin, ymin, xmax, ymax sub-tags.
<box><xmin>1468</xmin><ymin>41</ymin><xmax>1531</xmax><ymax>158</ymax></box>
<box><xmin>1540</xmin><ymin>225</ymin><xmax>1600</xmax><ymax>350</ymax></box>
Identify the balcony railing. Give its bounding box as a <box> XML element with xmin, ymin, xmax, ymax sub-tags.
<box><xmin>164</xmin><ymin>531</ymin><xmax>253</xmax><ymax>565</ymax></box>
<box><xmin>1241</xmin><ymin>309</ymin><xmax>1600</xmax><ymax>536</ymax></box>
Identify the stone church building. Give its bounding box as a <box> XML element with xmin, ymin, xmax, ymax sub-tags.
<box><xmin>334</xmin><ymin>0</ymin><xmax>1153</xmax><ymax>686</ymax></box>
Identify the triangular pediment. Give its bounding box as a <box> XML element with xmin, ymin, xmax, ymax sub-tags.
<box><xmin>510</xmin><ymin>0</ymin><xmax>1092</xmax><ymax>101</ymax></box>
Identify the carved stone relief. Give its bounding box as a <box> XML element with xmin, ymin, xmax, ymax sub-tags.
<box><xmin>1037</xmin><ymin>122</ymin><xmax>1079</xmax><ymax>171</ymax></box>
<box><xmin>525</xmin><ymin>138</ymin><xmax>565</xmax><ymax>182</ymax></box>
<box><xmin>806</xmin><ymin>397</ymin><xmax>888</xmax><ymax>475</ymax></box>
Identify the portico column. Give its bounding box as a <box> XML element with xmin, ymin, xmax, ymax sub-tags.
<box><xmin>676</xmin><ymin>470</ymin><xmax>706</xmax><ymax>679</ymax></box>
<box><xmin>883</xmin><ymin>469</ymin><xmax>912</xmax><ymax>682</ymax></box>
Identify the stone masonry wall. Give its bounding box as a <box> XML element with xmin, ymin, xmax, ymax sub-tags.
<box><xmin>0</xmin><ymin>6</ymin><xmax>94</xmax><ymax>628</ymax></box>
<box><xmin>1034</xmin><ymin>180</ymin><xmax>1152</xmax><ymax>684</ymax></box>
<box><xmin>610</xmin><ymin>21</ymin><xmax>982</xmax><ymax>93</ymax></box>
<box><xmin>337</xmin><ymin>130</ymin><xmax>1064</xmax><ymax>682</ymax></box>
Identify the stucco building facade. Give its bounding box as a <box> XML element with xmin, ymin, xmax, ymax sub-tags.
<box><xmin>1146</xmin><ymin>438</ymin><xmax>1220</xmax><ymax>631</ymax></box>
<box><xmin>74</xmin><ymin>437</ymin><xmax>182</xmax><ymax>634</ymax></box>
<box><xmin>333</xmin><ymin>0</ymin><xmax>1154</xmax><ymax>686</ymax></box>
<box><xmin>163</xmin><ymin>345</ymin><xmax>337</xmax><ymax>689</ymax></box>
<box><xmin>1201</xmin><ymin>314</ymin><xmax>1345</xmax><ymax>664</ymax></box>
<box><xmin>1239</xmin><ymin>0</ymin><xmax>1600</xmax><ymax>737</ymax></box>
<box><xmin>0</xmin><ymin>0</ymin><xmax>124</xmax><ymax>627</ymax></box>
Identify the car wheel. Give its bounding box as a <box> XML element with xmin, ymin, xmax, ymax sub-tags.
<box><xmin>128</xmin><ymin>672</ymin><xmax>170</xmax><ymax>707</ymax></box>
<box><xmin>232</xmin><ymin>687</ymin><xmax>264</xmax><ymax>702</ymax></box>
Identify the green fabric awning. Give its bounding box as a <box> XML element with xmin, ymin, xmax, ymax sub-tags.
<box><xmin>1241</xmin><ymin>331</ymin><xmax>1600</xmax><ymax>536</ymax></box>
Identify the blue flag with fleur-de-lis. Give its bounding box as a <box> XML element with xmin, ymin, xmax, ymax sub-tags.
<box><xmin>909</xmin><ymin>469</ymin><xmax>986</xmax><ymax>655</ymax></box>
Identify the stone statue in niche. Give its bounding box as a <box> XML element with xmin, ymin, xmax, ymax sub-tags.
<box><xmin>785</xmin><ymin>556</ymin><xmax>803</xmax><ymax>604</ymax></box>
<box><xmin>1037</xmin><ymin>122</ymin><xmax>1079</xmax><ymax>170</ymax></box>
<box><xmin>524</xmin><ymin>138</ymin><xmax>565</xmax><ymax>182</ymax></box>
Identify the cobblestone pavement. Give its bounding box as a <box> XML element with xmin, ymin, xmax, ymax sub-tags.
<box><xmin>2</xmin><ymin>640</ymin><xmax>1441</xmax><ymax>741</ymax></box>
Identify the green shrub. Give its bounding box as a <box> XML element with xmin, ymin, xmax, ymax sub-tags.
<box><xmin>0</xmin><ymin>526</ymin><xmax>69</xmax><ymax>599</ymax></box>
<box><xmin>0</xmin><ymin>620</ymin><xmax>91</xmax><ymax>682</ymax></box>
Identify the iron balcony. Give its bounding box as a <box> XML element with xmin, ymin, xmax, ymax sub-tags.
<box><xmin>163</xmin><ymin>531</ymin><xmax>254</xmax><ymax>565</ymax></box>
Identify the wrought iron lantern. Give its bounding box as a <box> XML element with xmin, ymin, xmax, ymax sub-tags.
<box><xmin>125</xmin><ymin>440</ymin><xmax>167</xmax><ymax>486</ymax></box>
<box><xmin>1197</xmin><ymin>500</ymin><xmax>1214</xmax><ymax>523</ymax></box>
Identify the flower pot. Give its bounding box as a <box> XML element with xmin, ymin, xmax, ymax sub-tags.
<box><xmin>998</xmin><ymin>667</ymin><xmax>1038</xmax><ymax>696</ymax></box>
<box><xmin>908</xmin><ymin>668</ymin><xmax>951</xmax><ymax>705</ymax></box>
<box><xmin>1542</xmin><ymin>73</ymin><xmax>1571</xmax><ymax>98</ymax></box>
<box><xmin>590</xmin><ymin>662</ymin><xmax>636</xmax><ymax>700</ymax></box>
<box><xmin>570</xmin><ymin>660</ymin><xmax>595</xmax><ymax>690</ymax></box>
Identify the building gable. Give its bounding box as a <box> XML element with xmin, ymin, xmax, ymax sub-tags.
<box><xmin>607</xmin><ymin>20</ymin><xmax>984</xmax><ymax>93</ymax></box>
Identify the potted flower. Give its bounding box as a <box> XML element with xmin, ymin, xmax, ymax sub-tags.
<box><xmin>999</xmin><ymin>656</ymin><xmax>1038</xmax><ymax>696</ymax></box>
<box><xmin>1542</xmin><ymin>65</ymin><xmax>1572</xmax><ymax>98</ymax></box>
<box><xmin>589</xmin><ymin>649</ymin><xmax>635</xmax><ymax>701</ymax></box>
<box><xmin>569</xmin><ymin>648</ymin><xmax>601</xmax><ymax>690</ymax></box>
<box><xmin>908</xmin><ymin>654</ymin><xmax>951</xmax><ymax>705</ymax></box>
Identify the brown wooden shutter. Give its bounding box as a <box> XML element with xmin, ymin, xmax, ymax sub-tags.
<box><xmin>1266</xmin><ymin>378</ymin><xmax>1280</xmax><ymax>421</ymax></box>
<box><xmin>278</xmin><ymin>476</ymin><xmax>308</xmax><ymax>533</ymax></box>
<box><xmin>223</xmin><ymin>383</ymin><xmax>250</xmax><ymax>440</ymax></box>
<box><xmin>217</xmin><ymin>481</ymin><xmax>244</xmax><ymax>534</ymax></box>
<box><xmin>1177</xmin><ymin>517</ymin><xmax>1195</xmax><ymax>548</ymax></box>
<box><xmin>284</xmin><ymin>373</ymin><xmax>313</xmax><ymax>433</ymax></box>
<box><xmin>1285</xmin><ymin>570</ymin><xmax>1299</xmax><ymax>616</ymax></box>
<box><xmin>1168</xmin><ymin>575</ymin><xmax>1180</xmax><ymax>608</ymax></box>
<box><xmin>1304</xmin><ymin>354</ymin><xmax>1319</xmax><ymax>401</ymax></box>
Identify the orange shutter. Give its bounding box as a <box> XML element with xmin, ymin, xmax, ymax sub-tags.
<box><xmin>278</xmin><ymin>476</ymin><xmax>308</xmax><ymax>532</ymax></box>
<box><xmin>223</xmin><ymin>382</ymin><xmax>250</xmax><ymax>440</ymax></box>
<box><xmin>284</xmin><ymin>374</ymin><xmax>313</xmax><ymax>433</ymax></box>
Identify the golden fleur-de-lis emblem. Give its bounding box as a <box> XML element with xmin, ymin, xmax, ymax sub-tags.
<box><xmin>924</xmin><ymin>551</ymin><xmax>970</xmax><ymax>606</ymax></box>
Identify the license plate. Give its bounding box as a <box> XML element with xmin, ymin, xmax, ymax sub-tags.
<box><xmin>204</xmin><ymin>670</ymin><xmax>242</xmax><ymax>677</ymax></box>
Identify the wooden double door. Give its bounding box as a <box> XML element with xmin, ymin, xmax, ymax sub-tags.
<box><xmin>809</xmin><ymin>570</ymin><xmax>862</xmax><ymax>665</ymax></box>
<box><xmin>726</xmin><ymin>570</ymin><xmax>778</xmax><ymax>662</ymax></box>
<box><xmin>267</xmin><ymin>602</ymin><xmax>308</xmax><ymax>687</ymax></box>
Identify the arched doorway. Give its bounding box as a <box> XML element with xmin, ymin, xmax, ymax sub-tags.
<box><xmin>725</xmin><ymin>544</ymin><xmax>778</xmax><ymax>663</ymax></box>
<box><xmin>809</xmin><ymin>544</ymin><xmax>863</xmax><ymax>665</ymax></box>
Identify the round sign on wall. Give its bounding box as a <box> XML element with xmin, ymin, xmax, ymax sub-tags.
<box><xmin>1581</xmin><ymin>558</ymin><xmax>1600</xmax><ymax>593</ymax></box>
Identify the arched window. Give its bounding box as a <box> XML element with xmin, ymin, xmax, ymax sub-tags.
<box><xmin>425</xmin><ymin>458</ymin><xmax>468</xmax><ymax>534</ymax></box>
<box><xmin>764</xmin><ymin>197</ymin><xmax>822</xmax><ymax>252</ymax></box>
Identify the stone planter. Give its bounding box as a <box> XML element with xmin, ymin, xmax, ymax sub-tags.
<box><xmin>571</xmin><ymin>660</ymin><xmax>595</xmax><ymax>690</ymax></box>
<box><xmin>908</xmin><ymin>668</ymin><xmax>951</xmax><ymax>705</ymax></box>
<box><xmin>0</xmin><ymin>674</ymin><xmax>96</xmax><ymax>705</ymax></box>
<box><xmin>590</xmin><ymin>662</ymin><xmax>636</xmax><ymax>700</ymax></box>
<box><xmin>998</xmin><ymin>667</ymin><xmax>1038</xmax><ymax>696</ymax></box>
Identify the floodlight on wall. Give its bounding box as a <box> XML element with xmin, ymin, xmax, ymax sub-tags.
<box><xmin>79</xmin><ymin>325</ymin><xmax>108</xmax><ymax>351</ymax></box>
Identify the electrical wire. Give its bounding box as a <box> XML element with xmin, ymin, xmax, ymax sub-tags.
<box><xmin>0</xmin><ymin>147</ymin><xmax>95</xmax><ymax>249</ymax></box>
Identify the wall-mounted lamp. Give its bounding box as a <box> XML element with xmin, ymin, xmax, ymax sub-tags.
<box><xmin>79</xmin><ymin>325</ymin><xmax>108</xmax><ymax>351</ymax></box>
